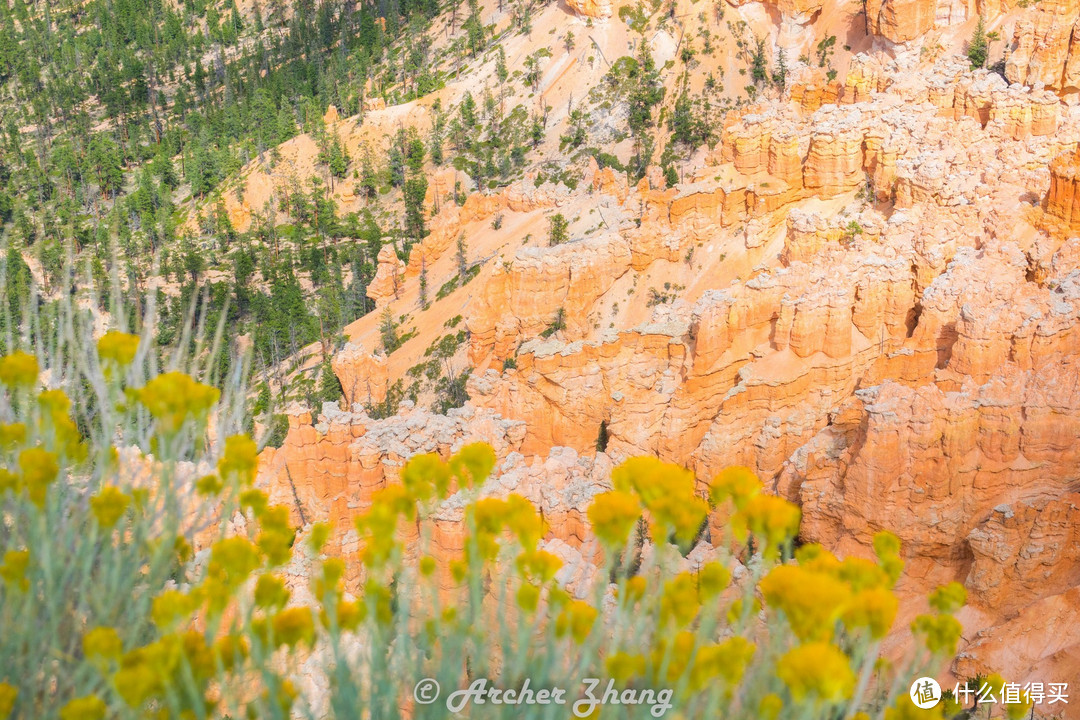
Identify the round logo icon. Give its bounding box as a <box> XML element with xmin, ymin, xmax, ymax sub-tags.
<box><xmin>910</xmin><ymin>677</ymin><xmax>942</xmax><ymax>709</ymax></box>
<box><xmin>414</xmin><ymin>678</ymin><xmax>440</xmax><ymax>705</ymax></box>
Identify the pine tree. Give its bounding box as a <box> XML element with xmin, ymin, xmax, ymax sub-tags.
<box><xmin>967</xmin><ymin>16</ymin><xmax>988</xmax><ymax>69</ymax></box>
<box><xmin>548</xmin><ymin>214</ymin><xmax>569</xmax><ymax>246</ymax></box>
<box><xmin>456</xmin><ymin>233</ymin><xmax>468</xmax><ymax>278</ymax></box>
<box><xmin>379</xmin><ymin>307</ymin><xmax>400</xmax><ymax>354</ymax></box>
<box><xmin>419</xmin><ymin>256</ymin><xmax>430</xmax><ymax>310</ymax></box>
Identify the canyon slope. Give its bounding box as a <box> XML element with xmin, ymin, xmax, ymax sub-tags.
<box><xmin>253</xmin><ymin>0</ymin><xmax>1080</xmax><ymax>705</ymax></box>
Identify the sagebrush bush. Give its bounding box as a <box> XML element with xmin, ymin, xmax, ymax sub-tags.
<box><xmin>0</xmin><ymin>274</ymin><xmax>1001</xmax><ymax>720</ymax></box>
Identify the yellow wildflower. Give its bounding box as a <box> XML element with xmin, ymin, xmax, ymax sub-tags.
<box><xmin>213</xmin><ymin>634</ymin><xmax>249</xmax><ymax>672</ymax></box>
<box><xmin>151</xmin><ymin>589</ymin><xmax>197</xmax><ymax>629</ymax></box>
<box><xmin>659</xmin><ymin>572</ymin><xmax>700</xmax><ymax>627</ymax></box>
<box><xmin>516</xmin><ymin>582</ymin><xmax>540</xmax><ymax>613</ymax></box>
<box><xmin>516</xmin><ymin>549</ymin><xmax>563</xmax><ymax>584</ymax></box>
<box><xmin>0</xmin><ymin>351</ymin><xmax>38</xmax><ymax>388</ymax></box>
<box><xmin>690</xmin><ymin>637</ymin><xmax>755</xmax><ymax>691</ymax></box>
<box><xmin>19</xmin><ymin>447</ymin><xmax>58</xmax><ymax>507</ymax></box>
<box><xmin>726</xmin><ymin>596</ymin><xmax>761</xmax><ymax>625</ymax></box>
<box><xmin>82</xmin><ymin>626</ymin><xmax>123</xmax><ymax>660</ymax></box>
<box><xmin>470</xmin><ymin>496</ymin><xmax>508</xmax><ymax>559</ymax></box>
<box><xmin>59</xmin><ymin>695</ymin><xmax>106</xmax><ymax>720</ymax></box>
<box><xmin>37</xmin><ymin>390</ymin><xmax>85</xmax><ymax>461</ymax></box>
<box><xmin>758</xmin><ymin>693</ymin><xmax>783</xmax><ymax>720</ymax></box>
<box><xmin>836</xmin><ymin>556</ymin><xmax>890</xmax><ymax>591</ymax></box>
<box><xmin>0</xmin><ymin>682</ymin><xmax>14</xmax><ymax>719</ymax></box>
<box><xmin>89</xmin><ymin>486</ymin><xmax>130</xmax><ymax>529</ymax></box>
<box><xmin>97</xmin><ymin>331</ymin><xmax>140</xmax><ymax>369</ymax></box>
<box><xmin>195</xmin><ymin>474</ymin><xmax>223</xmax><ymax>496</ymax></box>
<box><xmin>419</xmin><ymin>556</ymin><xmax>437</xmax><ymax>577</ymax></box>
<box><xmin>504</xmin><ymin>493</ymin><xmax>547</xmax><ymax>546</ymax></box>
<box><xmin>709</xmin><ymin>466</ymin><xmax>761</xmax><ymax>510</ymax></box>
<box><xmin>884</xmin><ymin>695</ymin><xmax>945</xmax><ymax>720</ymax></box>
<box><xmin>873</xmin><ymin>530</ymin><xmax>904</xmax><ymax>585</ymax></box>
<box><xmin>911</xmin><ymin>613</ymin><xmax>963</xmax><ymax>655</ymax></box>
<box><xmin>448</xmin><ymin>442</ymin><xmax>496</xmax><ymax>487</ymax></box>
<box><xmin>698</xmin><ymin>561</ymin><xmax>731</xmax><ymax>599</ymax></box>
<box><xmin>612</xmin><ymin>457</ymin><xmax>708</xmax><ymax>546</ymax></box>
<box><xmin>732</xmin><ymin>493</ymin><xmax>801</xmax><ymax>558</ymax></box>
<box><xmin>776</xmin><ymin>642</ymin><xmax>856</xmax><ymax>703</ymax></box>
<box><xmin>652</xmin><ymin>631</ymin><xmax>696</xmax><ymax>682</ymax></box>
<box><xmin>272</xmin><ymin>607</ymin><xmax>316</xmax><ymax>648</ymax></box>
<box><xmin>1006</xmin><ymin>694</ymin><xmax>1032</xmax><ymax>720</ymax></box>
<box><xmin>873</xmin><ymin>530</ymin><xmax>901</xmax><ymax>556</ymax></box>
<box><xmin>313</xmin><ymin>558</ymin><xmax>345</xmax><ymax>598</ymax></box>
<box><xmin>0</xmin><ymin>469</ymin><xmax>16</xmax><ymax>495</ymax></box>
<box><xmin>759</xmin><ymin>564</ymin><xmax>851</xmax><ymax>641</ymax></box>
<box><xmin>555</xmin><ymin>600</ymin><xmax>597</xmax><ymax>644</ymax></box>
<box><xmin>255</xmin><ymin>575</ymin><xmax>291</xmax><ymax>610</ymax></box>
<box><xmin>335</xmin><ymin>599</ymin><xmax>365</xmax><ymax>631</ymax></box>
<box><xmin>364</xmin><ymin>580</ymin><xmax>395</xmax><ymax>625</ymax></box>
<box><xmin>307</xmin><ymin>522</ymin><xmax>332</xmax><ymax>553</ymax></box>
<box><xmin>257</xmin><ymin>506</ymin><xmax>296</xmax><ymax>566</ymax></box>
<box><xmin>795</xmin><ymin>544</ymin><xmax>842</xmax><ymax>576</ymax></box>
<box><xmin>621</xmin><ymin>575</ymin><xmax>647</xmax><ymax>604</ymax></box>
<box><xmin>449</xmin><ymin>559</ymin><xmax>468</xmax><ymax>584</ymax></box>
<box><xmin>218</xmin><ymin>434</ymin><xmax>258</xmax><ymax>485</ymax></box>
<box><xmin>174</xmin><ymin>535</ymin><xmax>192</xmax><ymax>563</ymax></box>
<box><xmin>0</xmin><ymin>423</ymin><xmax>26</xmax><ymax>451</ymax></box>
<box><xmin>928</xmin><ymin>582</ymin><xmax>967</xmax><ymax>614</ymax></box>
<box><xmin>586</xmin><ymin>490</ymin><xmax>642</xmax><ymax>548</ymax></box>
<box><xmin>239</xmin><ymin>488</ymin><xmax>268</xmax><ymax>516</ymax></box>
<box><xmin>0</xmin><ymin>550</ymin><xmax>29</xmax><ymax>591</ymax></box>
<box><xmin>605</xmin><ymin>652</ymin><xmax>646</xmax><ymax>684</ymax></box>
<box><xmin>131</xmin><ymin>372</ymin><xmax>220</xmax><ymax>434</ymax></box>
<box><xmin>401</xmin><ymin>452</ymin><xmax>452</xmax><ymax>501</ymax></box>
<box><xmin>843</xmin><ymin>587</ymin><xmax>898</xmax><ymax>639</ymax></box>
<box><xmin>210</xmin><ymin>536</ymin><xmax>261</xmax><ymax>586</ymax></box>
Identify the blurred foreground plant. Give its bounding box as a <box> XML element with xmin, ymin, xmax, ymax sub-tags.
<box><xmin>0</xmin><ymin>265</ymin><xmax>1004</xmax><ymax>720</ymax></box>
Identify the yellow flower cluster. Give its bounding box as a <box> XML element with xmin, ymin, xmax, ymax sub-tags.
<box><xmin>0</xmin><ymin>351</ymin><xmax>38</xmax><ymax>388</ymax></box>
<box><xmin>586</xmin><ymin>490</ymin><xmax>641</xmax><ymax>548</ymax></box>
<box><xmin>82</xmin><ymin>626</ymin><xmax>123</xmax><ymax>661</ymax></box>
<box><xmin>38</xmin><ymin>389</ymin><xmax>86</xmax><ymax>461</ymax></box>
<box><xmin>911</xmin><ymin>581</ymin><xmax>965</xmax><ymax>656</ymax></box>
<box><xmin>96</xmin><ymin>330</ymin><xmax>140</xmax><ymax>369</ymax></box>
<box><xmin>759</xmin><ymin>564</ymin><xmax>852</xmax><ymax>641</ymax></box>
<box><xmin>469</xmin><ymin>493</ymin><xmax>547</xmax><ymax>560</ymax></box>
<box><xmin>610</xmin><ymin>457</ymin><xmax>708</xmax><ymax>548</ymax></box>
<box><xmin>605</xmin><ymin>652</ymin><xmax>647</xmax><ymax>683</ymax></box>
<box><xmin>0</xmin><ymin>422</ymin><xmax>26</xmax><ymax>451</ymax></box>
<box><xmin>89</xmin><ymin>486</ymin><xmax>130</xmax><ymax>529</ymax></box>
<box><xmin>18</xmin><ymin>447</ymin><xmax>58</xmax><ymax>507</ymax></box>
<box><xmin>59</xmin><ymin>694</ymin><xmax>106</xmax><ymax>720</ymax></box>
<box><xmin>776</xmin><ymin>641</ymin><xmax>856</xmax><ymax>703</ymax></box>
<box><xmin>0</xmin><ymin>682</ymin><xmax>14</xmax><ymax>719</ymax></box>
<box><xmin>731</xmin><ymin>494</ymin><xmax>802</xmax><ymax>559</ymax></box>
<box><xmin>709</xmin><ymin>466</ymin><xmax>761</xmax><ymax>510</ymax></box>
<box><xmin>111</xmin><ymin>630</ymin><xmax>225</xmax><ymax>710</ymax></box>
<box><xmin>254</xmin><ymin>574</ymin><xmax>291</xmax><ymax>610</ymax></box>
<box><xmin>554</xmin><ymin>599</ymin><xmax>598</xmax><ymax>644</ymax></box>
<box><xmin>0</xmin><ymin>550</ymin><xmax>29</xmax><ymax>591</ymax></box>
<box><xmin>218</xmin><ymin>434</ymin><xmax>258</xmax><ymax>486</ymax></box>
<box><xmin>759</xmin><ymin>538</ymin><xmax>902</xmax><ymax>643</ymax></box>
<box><xmin>355</xmin><ymin>484</ymin><xmax>415</xmax><ymax>568</ymax></box>
<box><xmin>130</xmin><ymin>371</ymin><xmax>220</xmax><ymax>434</ymax></box>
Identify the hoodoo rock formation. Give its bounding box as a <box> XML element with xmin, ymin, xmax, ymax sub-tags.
<box><xmin>1048</xmin><ymin>148</ymin><xmax>1080</xmax><ymax>228</ymax></box>
<box><xmin>256</xmin><ymin>8</ymin><xmax>1080</xmax><ymax>711</ymax></box>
